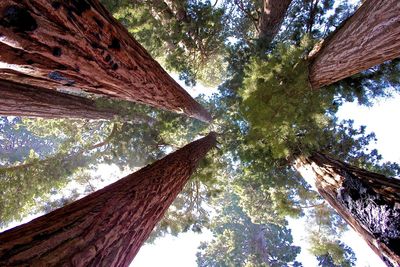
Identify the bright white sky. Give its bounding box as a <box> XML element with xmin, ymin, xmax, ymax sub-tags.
<box><xmin>131</xmin><ymin>87</ymin><xmax>400</xmax><ymax>267</ymax></box>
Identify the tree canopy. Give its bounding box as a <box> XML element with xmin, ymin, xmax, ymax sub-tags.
<box><xmin>1</xmin><ymin>0</ymin><xmax>400</xmax><ymax>265</ymax></box>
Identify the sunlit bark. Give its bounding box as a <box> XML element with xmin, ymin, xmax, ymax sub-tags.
<box><xmin>0</xmin><ymin>0</ymin><xmax>211</xmax><ymax>122</ymax></box>
<box><xmin>309</xmin><ymin>0</ymin><xmax>400</xmax><ymax>88</ymax></box>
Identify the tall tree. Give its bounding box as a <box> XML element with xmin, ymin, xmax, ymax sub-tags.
<box><xmin>0</xmin><ymin>0</ymin><xmax>211</xmax><ymax>122</ymax></box>
<box><xmin>309</xmin><ymin>0</ymin><xmax>400</xmax><ymax>88</ymax></box>
<box><xmin>258</xmin><ymin>0</ymin><xmax>292</xmax><ymax>44</ymax></box>
<box><xmin>101</xmin><ymin>0</ymin><xmax>229</xmax><ymax>87</ymax></box>
<box><xmin>234</xmin><ymin>15</ymin><xmax>400</xmax><ymax>262</ymax></box>
<box><xmin>0</xmin><ymin>132</ymin><xmax>216</xmax><ymax>266</ymax></box>
<box><xmin>0</xmin><ymin>79</ymin><xmax>146</xmax><ymax>120</ymax></box>
<box><xmin>230</xmin><ymin>0</ymin><xmax>293</xmax><ymax>50</ymax></box>
<box><xmin>294</xmin><ymin>152</ymin><xmax>400</xmax><ymax>266</ymax></box>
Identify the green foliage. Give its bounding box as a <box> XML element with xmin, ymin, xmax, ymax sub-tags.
<box><xmin>0</xmin><ymin>117</ymin><xmax>59</xmax><ymax>165</ymax></box>
<box><xmin>277</xmin><ymin>0</ymin><xmax>359</xmax><ymax>44</ymax></box>
<box><xmin>197</xmin><ymin>192</ymin><xmax>301</xmax><ymax>267</ymax></box>
<box><xmin>0</xmin><ymin>151</ymin><xmax>97</xmax><ymax>226</ymax></box>
<box><xmin>240</xmin><ymin>38</ymin><xmax>337</xmax><ymax>159</ymax></box>
<box><xmin>148</xmin><ymin>148</ymin><xmax>226</xmax><ymax>242</ymax></box>
<box><xmin>0</xmin><ymin>119</ymin><xmax>117</xmax><ymax>226</ymax></box>
<box><xmin>0</xmin><ymin>101</ymin><xmax>225</xmax><ymax>242</ymax></box>
<box><xmin>316</xmin><ymin>243</ymin><xmax>356</xmax><ymax>267</ymax></box>
<box><xmin>336</xmin><ymin>58</ymin><xmax>400</xmax><ymax>106</ymax></box>
<box><xmin>0</xmin><ymin>110</ymin><xmax>169</xmax><ymax>227</ymax></box>
<box><xmin>233</xmin><ymin>167</ymin><xmax>306</xmax><ymax>226</ymax></box>
<box><xmin>302</xmin><ymin>204</ymin><xmax>356</xmax><ymax>266</ymax></box>
<box><xmin>101</xmin><ymin>0</ymin><xmax>228</xmax><ymax>86</ymax></box>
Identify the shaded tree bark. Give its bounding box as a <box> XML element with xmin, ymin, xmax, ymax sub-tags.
<box><xmin>251</xmin><ymin>224</ymin><xmax>270</xmax><ymax>263</ymax></box>
<box><xmin>0</xmin><ymin>0</ymin><xmax>211</xmax><ymax>122</ymax></box>
<box><xmin>0</xmin><ymin>132</ymin><xmax>216</xmax><ymax>266</ymax></box>
<box><xmin>0</xmin><ymin>79</ymin><xmax>153</xmax><ymax>122</ymax></box>
<box><xmin>306</xmin><ymin>0</ymin><xmax>319</xmax><ymax>34</ymax></box>
<box><xmin>294</xmin><ymin>152</ymin><xmax>400</xmax><ymax>266</ymax></box>
<box><xmin>309</xmin><ymin>0</ymin><xmax>400</xmax><ymax>89</ymax></box>
<box><xmin>258</xmin><ymin>0</ymin><xmax>292</xmax><ymax>44</ymax></box>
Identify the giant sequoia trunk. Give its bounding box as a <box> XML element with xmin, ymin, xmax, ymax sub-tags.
<box><xmin>308</xmin><ymin>0</ymin><xmax>400</xmax><ymax>89</ymax></box>
<box><xmin>258</xmin><ymin>0</ymin><xmax>292</xmax><ymax>44</ymax></box>
<box><xmin>294</xmin><ymin>152</ymin><xmax>400</xmax><ymax>266</ymax></box>
<box><xmin>0</xmin><ymin>0</ymin><xmax>211</xmax><ymax>122</ymax></box>
<box><xmin>0</xmin><ymin>79</ymin><xmax>157</xmax><ymax>123</ymax></box>
<box><xmin>0</xmin><ymin>132</ymin><xmax>216</xmax><ymax>266</ymax></box>
<box><xmin>0</xmin><ymin>79</ymin><xmax>145</xmax><ymax>121</ymax></box>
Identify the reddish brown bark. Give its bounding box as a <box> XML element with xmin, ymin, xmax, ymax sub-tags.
<box><xmin>0</xmin><ymin>78</ymin><xmax>147</xmax><ymax>121</ymax></box>
<box><xmin>0</xmin><ymin>132</ymin><xmax>216</xmax><ymax>266</ymax></box>
<box><xmin>258</xmin><ymin>0</ymin><xmax>292</xmax><ymax>43</ymax></box>
<box><xmin>309</xmin><ymin>0</ymin><xmax>400</xmax><ymax>89</ymax></box>
<box><xmin>0</xmin><ymin>78</ymin><xmax>157</xmax><ymax>123</ymax></box>
<box><xmin>0</xmin><ymin>0</ymin><xmax>211</xmax><ymax>122</ymax></box>
<box><xmin>294</xmin><ymin>152</ymin><xmax>400</xmax><ymax>266</ymax></box>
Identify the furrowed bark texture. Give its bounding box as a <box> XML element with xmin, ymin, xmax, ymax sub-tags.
<box><xmin>0</xmin><ymin>132</ymin><xmax>217</xmax><ymax>266</ymax></box>
<box><xmin>0</xmin><ymin>0</ymin><xmax>211</xmax><ymax>122</ymax></box>
<box><xmin>309</xmin><ymin>0</ymin><xmax>400</xmax><ymax>89</ymax></box>
<box><xmin>0</xmin><ymin>79</ymin><xmax>119</xmax><ymax>120</ymax></box>
<box><xmin>0</xmin><ymin>79</ymin><xmax>157</xmax><ymax>123</ymax></box>
<box><xmin>258</xmin><ymin>0</ymin><xmax>292</xmax><ymax>43</ymax></box>
<box><xmin>294</xmin><ymin>152</ymin><xmax>400</xmax><ymax>266</ymax></box>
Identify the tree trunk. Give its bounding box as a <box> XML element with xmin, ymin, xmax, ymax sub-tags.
<box><xmin>0</xmin><ymin>0</ymin><xmax>211</xmax><ymax>122</ymax></box>
<box><xmin>294</xmin><ymin>152</ymin><xmax>400</xmax><ymax>266</ymax></box>
<box><xmin>251</xmin><ymin>224</ymin><xmax>270</xmax><ymax>263</ymax></box>
<box><xmin>309</xmin><ymin>0</ymin><xmax>400</xmax><ymax>89</ymax></box>
<box><xmin>258</xmin><ymin>0</ymin><xmax>292</xmax><ymax>44</ymax></box>
<box><xmin>0</xmin><ymin>79</ymin><xmax>146</xmax><ymax>121</ymax></box>
<box><xmin>0</xmin><ymin>132</ymin><xmax>216</xmax><ymax>266</ymax></box>
<box><xmin>0</xmin><ymin>79</ymin><xmax>157</xmax><ymax>124</ymax></box>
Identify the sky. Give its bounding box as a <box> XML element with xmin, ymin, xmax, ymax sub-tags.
<box><xmin>302</xmin><ymin>93</ymin><xmax>400</xmax><ymax>267</ymax></box>
<box><xmin>0</xmin><ymin>0</ymin><xmax>396</xmax><ymax>265</ymax></box>
<box><xmin>131</xmin><ymin>87</ymin><xmax>400</xmax><ymax>267</ymax></box>
<box><xmin>0</xmin><ymin>80</ymin><xmax>397</xmax><ymax>267</ymax></box>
